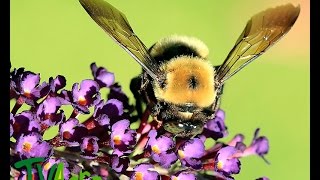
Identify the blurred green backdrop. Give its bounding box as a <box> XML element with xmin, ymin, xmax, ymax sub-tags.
<box><xmin>10</xmin><ymin>0</ymin><xmax>309</xmax><ymax>179</ymax></box>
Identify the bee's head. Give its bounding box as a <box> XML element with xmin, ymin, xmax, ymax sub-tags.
<box><xmin>153</xmin><ymin>56</ymin><xmax>216</xmax><ymax>108</ymax></box>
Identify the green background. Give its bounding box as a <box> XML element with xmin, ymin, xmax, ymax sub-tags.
<box><xmin>10</xmin><ymin>0</ymin><xmax>309</xmax><ymax>179</ymax></box>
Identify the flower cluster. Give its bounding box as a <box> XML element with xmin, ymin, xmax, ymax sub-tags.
<box><xmin>10</xmin><ymin>63</ymin><xmax>270</xmax><ymax>180</ymax></box>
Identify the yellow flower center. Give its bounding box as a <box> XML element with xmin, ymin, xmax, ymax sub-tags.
<box><xmin>178</xmin><ymin>150</ymin><xmax>185</xmax><ymax>159</ymax></box>
<box><xmin>151</xmin><ymin>145</ymin><xmax>161</xmax><ymax>154</ymax></box>
<box><xmin>44</xmin><ymin>162</ymin><xmax>51</xmax><ymax>171</ymax></box>
<box><xmin>22</xmin><ymin>142</ymin><xmax>32</xmax><ymax>152</ymax></box>
<box><xmin>172</xmin><ymin>176</ymin><xmax>179</xmax><ymax>180</ymax></box>
<box><xmin>78</xmin><ymin>96</ymin><xmax>87</xmax><ymax>106</ymax></box>
<box><xmin>23</xmin><ymin>89</ymin><xmax>31</xmax><ymax>98</ymax></box>
<box><xmin>134</xmin><ymin>172</ymin><xmax>143</xmax><ymax>180</ymax></box>
<box><xmin>217</xmin><ymin>161</ymin><xmax>224</xmax><ymax>170</ymax></box>
<box><xmin>113</xmin><ymin>135</ymin><xmax>122</xmax><ymax>145</ymax></box>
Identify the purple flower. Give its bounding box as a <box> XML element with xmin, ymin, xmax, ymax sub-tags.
<box><xmin>240</xmin><ymin>129</ymin><xmax>269</xmax><ymax>162</ymax></box>
<box><xmin>131</xmin><ymin>163</ymin><xmax>159</xmax><ymax>180</ymax></box>
<box><xmin>49</xmin><ymin>75</ymin><xmax>66</xmax><ymax>93</ymax></box>
<box><xmin>110</xmin><ymin>155</ymin><xmax>129</xmax><ymax>173</ymax></box>
<box><xmin>71</xmin><ymin>79</ymin><xmax>101</xmax><ymax>114</ymax></box>
<box><xmin>91</xmin><ymin>62</ymin><xmax>115</xmax><ymax>88</ymax></box>
<box><xmin>10</xmin><ymin>71</ymin><xmax>50</xmax><ymax>106</ymax></box>
<box><xmin>171</xmin><ymin>171</ymin><xmax>196</xmax><ymax>180</ymax></box>
<box><xmin>36</xmin><ymin>97</ymin><xmax>65</xmax><ymax>128</ymax></box>
<box><xmin>10</xmin><ymin>67</ymin><xmax>25</xmax><ymax>99</ymax></box>
<box><xmin>202</xmin><ymin>109</ymin><xmax>228</xmax><ymax>140</ymax></box>
<box><xmin>59</xmin><ymin>118</ymin><xmax>88</xmax><ymax>146</ymax></box>
<box><xmin>178</xmin><ymin>138</ymin><xmax>205</xmax><ymax>169</ymax></box>
<box><xmin>146</xmin><ymin>130</ymin><xmax>177</xmax><ymax>168</ymax></box>
<box><xmin>107</xmin><ymin>83</ymin><xmax>132</xmax><ymax>110</ymax></box>
<box><xmin>83</xmin><ymin>114</ymin><xmax>110</xmax><ymax>138</ymax></box>
<box><xmin>10</xmin><ymin>64</ymin><xmax>272</xmax><ymax>179</ymax></box>
<box><xmin>42</xmin><ymin>157</ymin><xmax>70</xmax><ymax>179</ymax></box>
<box><xmin>94</xmin><ymin>99</ymin><xmax>124</xmax><ymax>121</ymax></box>
<box><xmin>16</xmin><ymin>133</ymin><xmax>52</xmax><ymax>159</ymax></box>
<box><xmin>12</xmin><ymin>111</ymin><xmax>40</xmax><ymax>138</ymax></box>
<box><xmin>214</xmin><ymin>146</ymin><xmax>241</xmax><ymax>176</ymax></box>
<box><xmin>80</xmin><ymin>136</ymin><xmax>99</xmax><ymax>159</ymax></box>
<box><xmin>96</xmin><ymin>114</ymin><xmax>110</xmax><ymax>127</ymax></box>
<box><xmin>110</xmin><ymin>120</ymin><xmax>136</xmax><ymax>156</ymax></box>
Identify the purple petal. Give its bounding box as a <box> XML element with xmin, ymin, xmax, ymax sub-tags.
<box><xmin>147</xmin><ymin>130</ymin><xmax>175</xmax><ymax>153</ymax></box>
<box><xmin>216</xmin><ymin>109</ymin><xmax>225</xmax><ymax>120</ymax></box>
<box><xmin>228</xmin><ymin>134</ymin><xmax>245</xmax><ymax>147</ymax></box>
<box><xmin>12</xmin><ymin>111</ymin><xmax>38</xmax><ymax>138</ymax></box>
<box><xmin>203</xmin><ymin>113</ymin><xmax>228</xmax><ymax>140</ymax></box>
<box><xmin>110</xmin><ymin>155</ymin><xmax>129</xmax><ymax>173</ymax></box>
<box><xmin>111</xmin><ymin>119</ymin><xmax>129</xmax><ymax>134</ymax></box>
<box><xmin>59</xmin><ymin>118</ymin><xmax>88</xmax><ymax>146</ymax></box>
<box><xmin>172</xmin><ymin>171</ymin><xmax>196</xmax><ymax>180</ymax></box>
<box><xmin>155</xmin><ymin>151</ymin><xmax>178</xmax><ymax>168</ymax></box>
<box><xmin>244</xmin><ymin>136</ymin><xmax>269</xmax><ymax>157</ymax></box>
<box><xmin>240</xmin><ymin>129</ymin><xmax>270</xmax><ymax>161</ymax></box>
<box><xmin>20</xmin><ymin>72</ymin><xmax>40</xmax><ymax>95</ymax></box>
<box><xmin>180</xmin><ymin>138</ymin><xmax>205</xmax><ymax>158</ymax></box>
<box><xmin>215</xmin><ymin>146</ymin><xmax>241</xmax><ymax>176</ymax></box>
<box><xmin>110</xmin><ymin>120</ymin><xmax>136</xmax><ymax>155</ymax></box>
<box><xmin>50</xmin><ymin>75</ymin><xmax>66</xmax><ymax>93</ymax></box>
<box><xmin>107</xmin><ymin>83</ymin><xmax>131</xmax><ymax>109</ymax></box>
<box><xmin>94</xmin><ymin>99</ymin><xmax>124</xmax><ymax>118</ymax></box>
<box><xmin>91</xmin><ymin>63</ymin><xmax>115</xmax><ymax>88</ymax></box>
<box><xmin>132</xmin><ymin>164</ymin><xmax>159</xmax><ymax>180</ymax></box>
<box><xmin>39</xmin><ymin>97</ymin><xmax>61</xmax><ymax>114</ymax></box>
<box><xmin>80</xmin><ymin>136</ymin><xmax>99</xmax><ymax>159</ymax></box>
<box><xmin>36</xmin><ymin>97</ymin><xmax>65</xmax><ymax>126</ymax></box>
<box><xmin>16</xmin><ymin>133</ymin><xmax>52</xmax><ymax>159</ymax></box>
<box><xmin>96</xmin><ymin>114</ymin><xmax>110</xmax><ymax>127</ymax></box>
<box><xmin>60</xmin><ymin>118</ymin><xmax>78</xmax><ymax>135</ymax></box>
<box><xmin>28</xmin><ymin>120</ymin><xmax>41</xmax><ymax>133</ymax></box>
<box><xmin>71</xmin><ymin>80</ymin><xmax>100</xmax><ymax>112</ymax></box>
<box><xmin>36</xmin><ymin>81</ymin><xmax>50</xmax><ymax>98</ymax></box>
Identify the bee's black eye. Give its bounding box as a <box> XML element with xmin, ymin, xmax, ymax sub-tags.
<box><xmin>188</xmin><ymin>75</ymin><xmax>198</xmax><ymax>89</ymax></box>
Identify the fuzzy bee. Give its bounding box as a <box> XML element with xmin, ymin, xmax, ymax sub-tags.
<box><xmin>79</xmin><ymin>0</ymin><xmax>300</xmax><ymax>137</ymax></box>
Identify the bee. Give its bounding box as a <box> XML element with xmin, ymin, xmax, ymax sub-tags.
<box><xmin>79</xmin><ymin>0</ymin><xmax>300</xmax><ymax>137</ymax></box>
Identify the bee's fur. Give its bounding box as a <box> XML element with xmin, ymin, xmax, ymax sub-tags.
<box><xmin>153</xmin><ymin>56</ymin><xmax>216</xmax><ymax>108</ymax></box>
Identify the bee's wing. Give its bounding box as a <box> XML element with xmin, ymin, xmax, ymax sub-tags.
<box><xmin>79</xmin><ymin>0</ymin><xmax>159</xmax><ymax>80</ymax></box>
<box><xmin>215</xmin><ymin>4</ymin><xmax>300</xmax><ymax>85</ymax></box>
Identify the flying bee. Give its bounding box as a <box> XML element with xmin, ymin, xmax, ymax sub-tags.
<box><xmin>79</xmin><ymin>0</ymin><xmax>300</xmax><ymax>137</ymax></box>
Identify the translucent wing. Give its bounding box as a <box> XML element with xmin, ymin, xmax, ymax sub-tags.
<box><xmin>215</xmin><ymin>4</ymin><xmax>300</xmax><ymax>85</ymax></box>
<box><xmin>79</xmin><ymin>0</ymin><xmax>159</xmax><ymax>80</ymax></box>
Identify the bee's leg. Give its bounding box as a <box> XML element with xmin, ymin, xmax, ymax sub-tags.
<box><xmin>151</xmin><ymin>102</ymin><xmax>162</xmax><ymax>116</ymax></box>
<box><xmin>130</xmin><ymin>75</ymin><xmax>143</xmax><ymax>119</ymax></box>
<box><xmin>140</xmin><ymin>72</ymin><xmax>150</xmax><ymax>91</ymax></box>
<box><xmin>212</xmin><ymin>65</ymin><xmax>225</xmax><ymax>113</ymax></box>
<box><xmin>212</xmin><ymin>84</ymin><xmax>224</xmax><ymax>115</ymax></box>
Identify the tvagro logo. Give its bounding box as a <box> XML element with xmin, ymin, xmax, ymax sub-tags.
<box><xmin>14</xmin><ymin>157</ymin><xmax>103</xmax><ymax>180</ymax></box>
